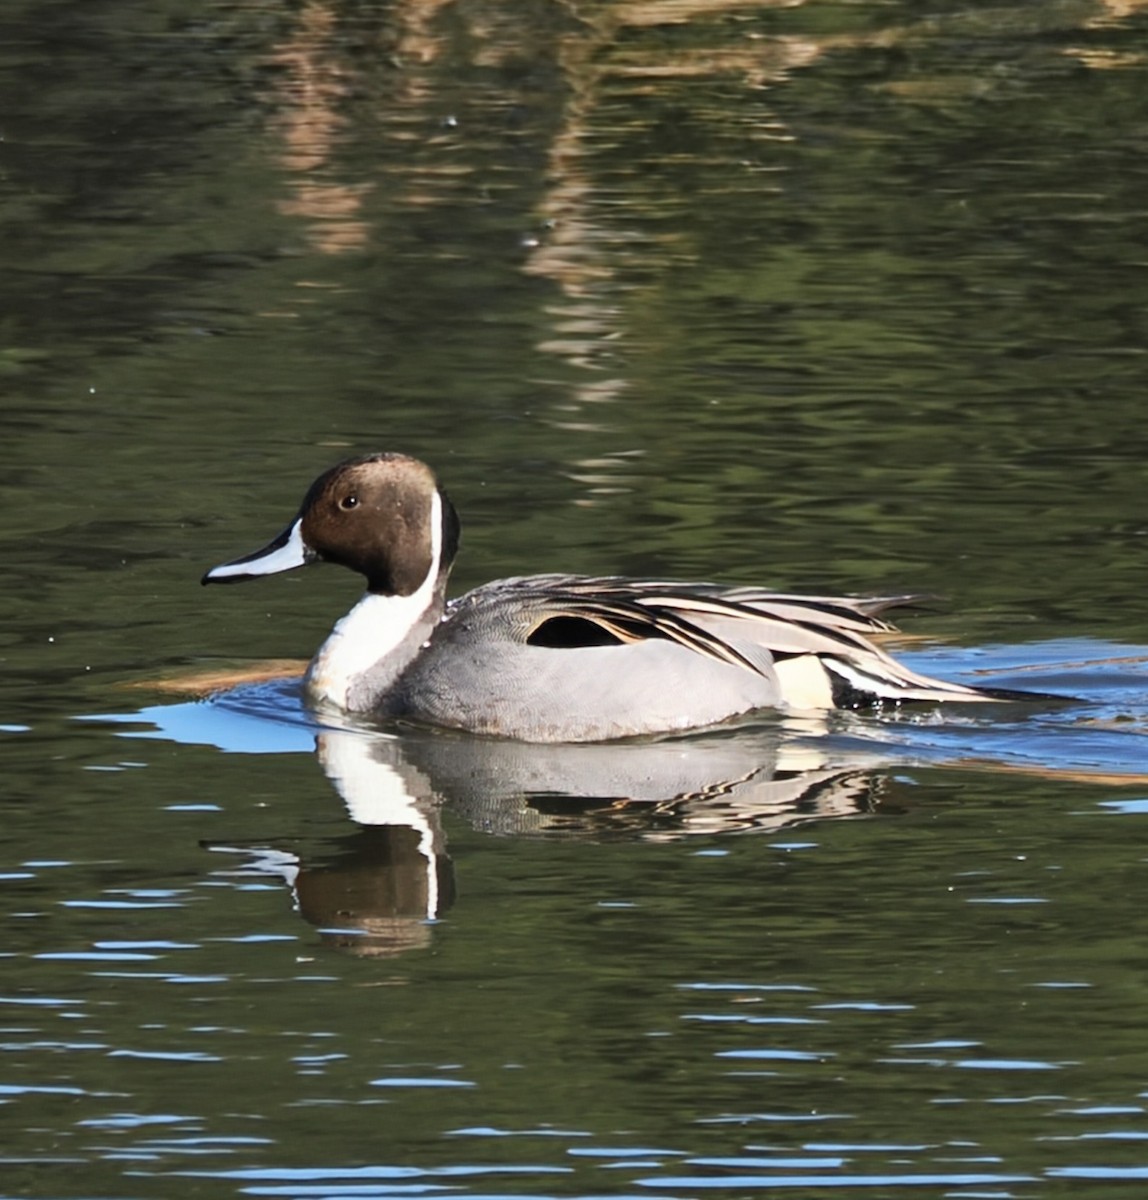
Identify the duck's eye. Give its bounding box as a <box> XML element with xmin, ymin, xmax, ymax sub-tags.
<box><xmin>338</xmin><ymin>495</ymin><xmax>359</xmax><ymax>511</ymax></box>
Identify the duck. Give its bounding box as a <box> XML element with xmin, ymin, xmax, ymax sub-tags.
<box><xmin>203</xmin><ymin>452</ymin><xmax>1031</xmax><ymax>743</ymax></box>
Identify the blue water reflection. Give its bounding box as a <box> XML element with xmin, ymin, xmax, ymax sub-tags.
<box><xmin>95</xmin><ymin>680</ymin><xmax>317</xmax><ymax>755</ymax></box>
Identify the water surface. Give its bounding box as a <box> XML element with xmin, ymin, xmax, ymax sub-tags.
<box><xmin>3</xmin><ymin>0</ymin><xmax>1148</xmax><ymax>1196</ymax></box>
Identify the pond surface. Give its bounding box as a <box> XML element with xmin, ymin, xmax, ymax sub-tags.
<box><xmin>3</xmin><ymin>0</ymin><xmax>1148</xmax><ymax>1197</ymax></box>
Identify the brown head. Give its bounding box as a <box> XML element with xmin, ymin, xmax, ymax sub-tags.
<box><xmin>202</xmin><ymin>453</ymin><xmax>461</xmax><ymax>596</ymax></box>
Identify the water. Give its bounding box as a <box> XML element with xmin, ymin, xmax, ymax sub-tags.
<box><xmin>3</xmin><ymin>0</ymin><xmax>1148</xmax><ymax>1196</ymax></box>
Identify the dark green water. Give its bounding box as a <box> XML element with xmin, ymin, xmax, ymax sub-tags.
<box><xmin>3</xmin><ymin>1</ymin><xmax>1148</xmax><ymax>1196</ymax></box>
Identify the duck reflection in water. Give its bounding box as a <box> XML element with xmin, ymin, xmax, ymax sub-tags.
<box><xmin>205</xmin><ymin>720</ymin><xmax>890</xmax><ymax>957</ymax></box>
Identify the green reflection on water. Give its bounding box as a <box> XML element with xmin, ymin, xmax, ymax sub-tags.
<box><xmin>2</xmin><ymin>0</ymin><xmax>1148</xmax><ymax>1194</ymax></box>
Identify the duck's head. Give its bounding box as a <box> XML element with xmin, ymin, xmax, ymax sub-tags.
<box><xmin>202</xmin><ymin>453</ymin><xmax>461</xmax><ymax>596</ymax></box>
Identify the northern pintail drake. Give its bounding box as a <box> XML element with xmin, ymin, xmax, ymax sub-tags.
<box><xmin>203</xmin><ymin>453</ymin><xmax>1028</xmax><ymax>743</ymax></box>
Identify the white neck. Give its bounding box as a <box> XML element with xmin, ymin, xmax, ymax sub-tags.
<box><xmin>305</xmin><ymin>490</ymin><xmax>444</xmax><ymax>711</ymax></box>
<box><xmin>318</xmin><ymin>731</ymin><xmax>442</xmax><ymax>920</ymax></box>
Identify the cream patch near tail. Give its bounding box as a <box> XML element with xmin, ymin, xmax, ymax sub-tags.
<box><xmin>773</xmin><ymin>654</ymin><xmax>835</xmax><ymax>709</ymax></box>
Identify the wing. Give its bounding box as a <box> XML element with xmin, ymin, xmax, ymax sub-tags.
<box><xmin>452</xmin><ymin>575</ymin><xmax>997</xmax><ymax>708</ymax></box>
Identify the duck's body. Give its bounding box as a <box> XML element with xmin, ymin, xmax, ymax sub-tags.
<box><xmin>203</xmin><ymin>453</ymin><xmax>1020</xmax><ymax>742</ymax></box>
